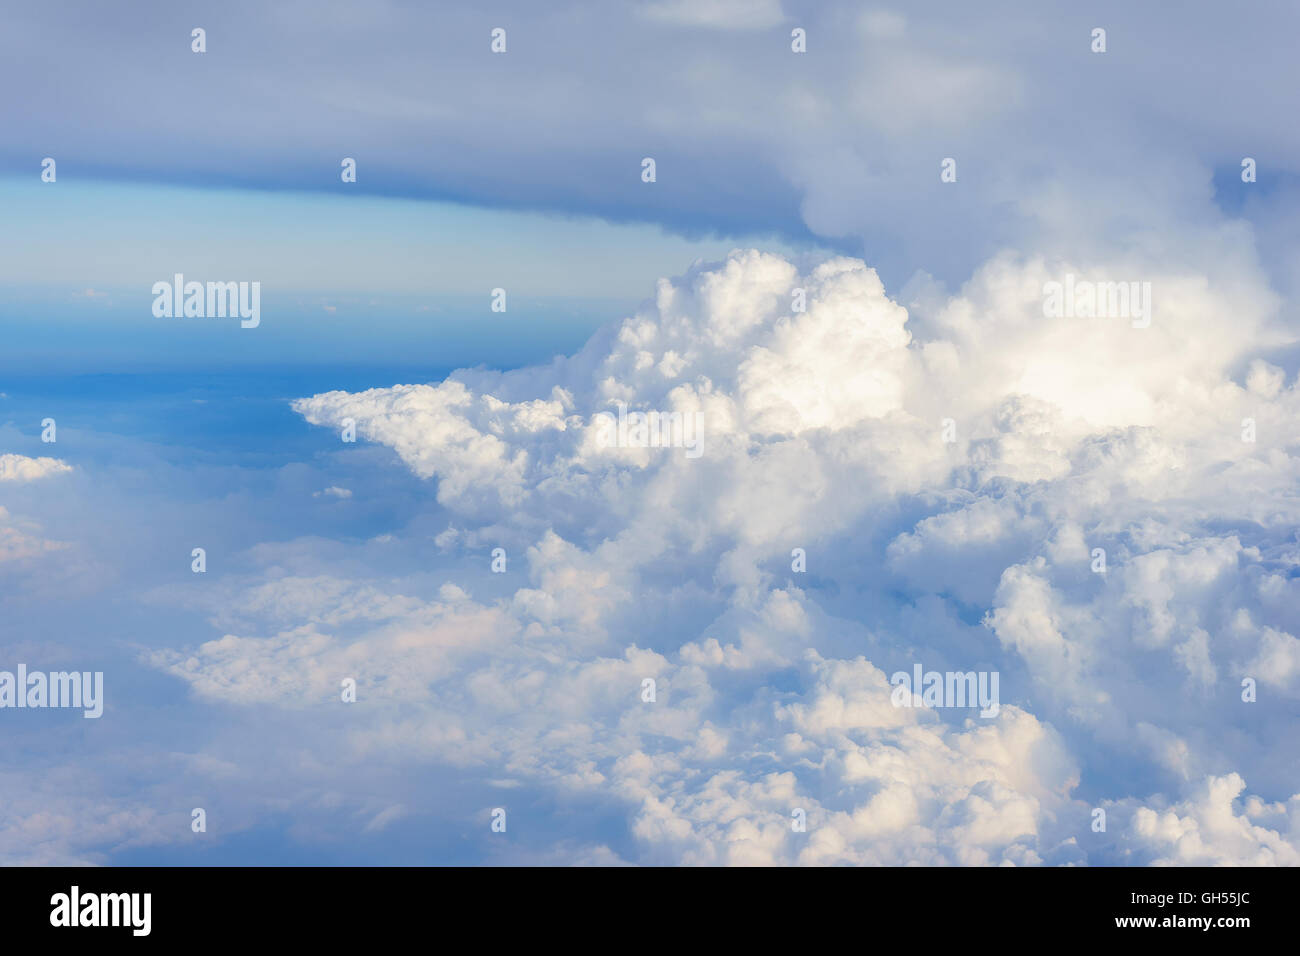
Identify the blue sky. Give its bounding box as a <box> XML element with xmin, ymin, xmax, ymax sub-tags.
<box><xmin>2</xmin><ymin>1</ymin><xmax>1299</xmax><ymax>866</ymax></box>
<box><xmin>0</xmin><ymin>174</ymin><xmax>828</xmax><ymax>373</ymax></box>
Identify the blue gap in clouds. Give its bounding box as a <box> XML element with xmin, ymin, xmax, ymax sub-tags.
<box><xmin>1210</xmin><ymin>163</ymin><xmax>1300</xmax><ymax>216</ymax></box>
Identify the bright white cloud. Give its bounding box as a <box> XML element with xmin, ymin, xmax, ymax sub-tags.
<box><xmin>0</xmin><ymin>453</ymin><xmax>72</xmax><ymax>483</ymax></box>
<box><xmin>148</xmin><ymin>247</ymin><xmax>1300</xmax><ymax>864</ymax></box>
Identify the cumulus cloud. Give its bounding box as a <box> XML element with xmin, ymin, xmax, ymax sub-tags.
<box><xmin>148</xmin><ymin>247</ymin><xmax>1300</xmax><ymax>864</ymax></box>
<box><xmin>1130</xmin><ymin>774</ymin><xmax>1300</xmax><ymax>866</ymax></box>
<box><xmin>0</xmin><ymin>453</ymin><xmax>72</xmax><ymax>483</ymax></box>
<box><xmin>4</xmin><ymin>0</ymin><xmax>1298</xmax><ymax>868</ymax></box>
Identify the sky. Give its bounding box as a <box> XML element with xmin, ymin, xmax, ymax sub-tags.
<box><xmin>1</xmin><ymin>0</ymin><xmax>1299</xmax><ymax>866</ymax></box>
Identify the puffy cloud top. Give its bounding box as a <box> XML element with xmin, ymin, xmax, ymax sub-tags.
<box><xmin>0</xmin><ymin>454</ymin><xmax>72</xmax><ymax>483</ymax></box>
<box><xmin>153</xmin><ymin>248</ymin><xmax>1300</xmax><ymax>864</ymax></box>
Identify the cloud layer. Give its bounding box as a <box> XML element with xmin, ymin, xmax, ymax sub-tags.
<box><xmin>4</xmin><ymin>0</ymin><xmax>1299</xmax><ymax>867</ymax></box>
<box><xmin>138</xmin><ymin>248</ymin><xmax>1300</xmax><ymax>864</ymax></box>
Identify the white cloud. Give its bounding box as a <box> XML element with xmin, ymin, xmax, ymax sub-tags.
<box><xmin>148</xmin><ymin>248</ymin><xmax>1300</xmax><ymax>863</ymax></box>
<box><xmin>313</xmin><ymin>486</ymin><xmax>352</xmax><ymax>499</ymax></box>
<box><xmin>1130</xmin><ymin>774</ymin><xmax>1300</xmax><ymax>866</ymax></box>
<box><xmin>0</xmin><ymin>454</ymin><xmax>72</xmax><ymax>483</ymax></box>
